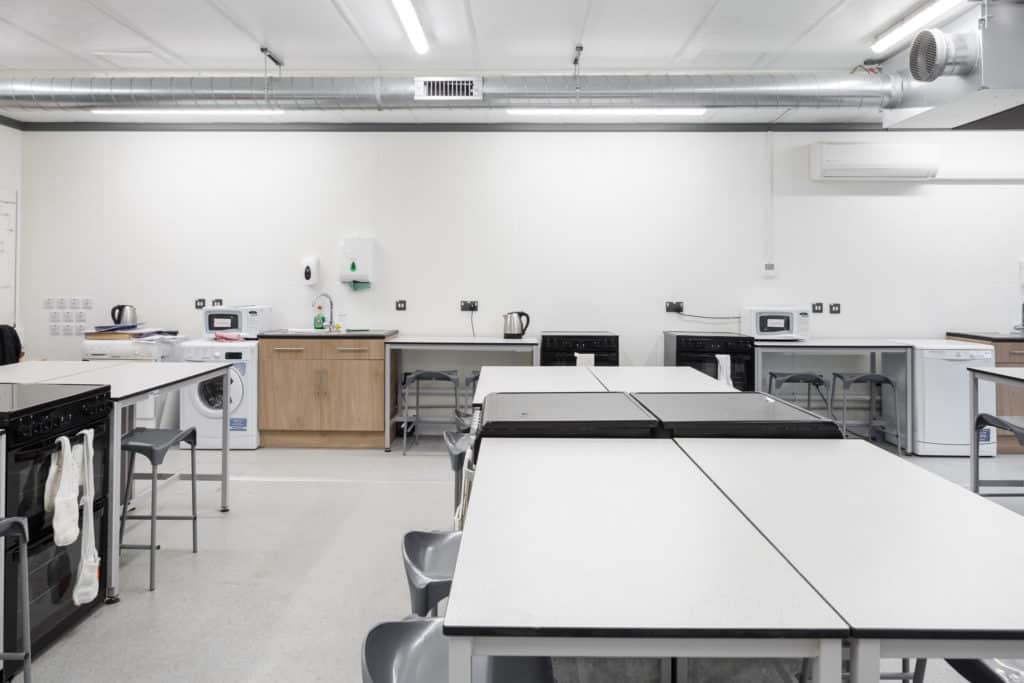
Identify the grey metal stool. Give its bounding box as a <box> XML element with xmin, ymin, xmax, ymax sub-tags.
<box><xmin>0</xmin><ymin>518</ymin><xmax>31</xmax><ymax>683</ymax></box>
<box><xmin>442</xmin><ymin>431</ymin><xmax>473</xmax><ymax>511</ymax></box>
<box><xmin>119</xmin><ymin>426</ymin><xmax>198</xmax><ymax>591</ymax></box>
<box><xmin>403</xmin><ymin>530</ymin><xmax>462</xmax><ymax>617</ymax></box>
<box><xmin>362</xmin><ymin>617</ymin><xmax>554</xmax><ymax>683</ymax></box>
<box><xmin>976</xmin><ymin>414</ymin><xmax>1024</xmax><ymax>445</ymax></box>
<box><xmin>768</xmin><ymin>372</ymin><xmax>828</xmax><ymax>410</ymax></box>
<box><xmin>399</xmin><ymin>370</ymin><xmax>460</xmax><ymax>455</ymax></box>
<box><xmin>829</xmin><ymin>372</ymin><xmax>904</xmax><ymax>456</ymax></box>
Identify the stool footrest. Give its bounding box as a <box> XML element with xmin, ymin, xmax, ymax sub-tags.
<box><xmin>121</xmin><ymin>544</ymin><xmax>162</xmax><ymax>550</ymax></box>
<box><xmin>0</xmin><ymin>653</ymin><xmax>28</xmax><ymax>661</ymax></box>
<box><xmin>979</xmin><ymin>479</ymin><xmax>1024</xmax><ymax>488</ymax></box>
<box><xmin>123</xmin><ymin>514</ymin><xmax>197</xmax><ymax>521</ymax></box>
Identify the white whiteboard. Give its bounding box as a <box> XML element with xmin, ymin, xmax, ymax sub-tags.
<box><xmin>0</xmin><ymin>197</ymin><xmax>16</xmax><ymax>325</ymax></box>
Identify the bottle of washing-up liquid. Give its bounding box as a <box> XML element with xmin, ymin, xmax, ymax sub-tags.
<box><xmin>313</xmin><ymin>304</ymin><xmax>326</xmax><ymax>330</ymax></box>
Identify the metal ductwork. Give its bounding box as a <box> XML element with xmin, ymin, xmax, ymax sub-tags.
<box><xmin>909</xmin><ymin>29</ymin><xmax>979</xmax><ymax>82</ymax></box>
<box><xmin>0</xmin><ymin>72</ymin><xmax>903</xmax><ymax>112</ymax></box>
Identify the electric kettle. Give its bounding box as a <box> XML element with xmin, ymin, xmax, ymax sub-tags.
<box><xmin>502</xmin><ymin>311</ymin><xmax>530</xmax><ymax>339</ymax></box>
<box><xmin>110</xmin><ymin>304</ymin><xmax>139</xmax><ymax>325</ymax></box>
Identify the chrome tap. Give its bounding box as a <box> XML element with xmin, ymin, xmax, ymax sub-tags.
<box><xmin>313</xmin><ymin>292</ymin><xmax>334</xmax><ymax>330</ymax></box>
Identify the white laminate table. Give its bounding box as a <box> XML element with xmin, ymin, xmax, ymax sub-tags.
<box><xmin>677</xmin><ymin>437</ymin><xmax>1024</xmax><ymax>682</ymax></box>
<box><xmin>589</xmin><ymin>365</ymin><xmax>738</xmax><ymax>394</ymax></box>
<box><xmin>0</xmin><ymin>360</ymin><xmax>130</xmax><ymax>383</ymax></box>
<box><xmin>444</xmin><ymin>438</ymin><xmax>848</xmax><ymax>682</ymax></box>
<box><xmin>969</xmin><ymin>365</ymin><xmax>1024</xmax><ymax>495</ymax></box>
<box><xmin>471</xmin><ymin>365</ymin><xmax>607</xmax><ymax>406</ymax></box>
<box><xmin>383</xmin><ymin>336</ymin><xmax>540</xmax><ymax>450</ymax></box>
<box><xmin>26</xmin><ymin>360</ymin><xmax>233</xmax><ymax>602</ymax></box>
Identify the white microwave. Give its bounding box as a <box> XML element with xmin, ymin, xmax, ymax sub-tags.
<box><xmin>203</xmin><ymin>305</ymin><xmax>272</xmax><ymax>339</ymax></box>
<box><xmin>742</xmin><ymin>306</ymin><xmax>810</xmax><ymax>341</ymax></box>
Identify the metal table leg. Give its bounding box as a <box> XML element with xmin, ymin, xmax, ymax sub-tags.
<box><xmin>105</xmin><ymin>403</ymin><xmax>122</xmax><ymax>603</ymax></box>
<box><xmin>970</xmin><ymin>371</ymin><xmax>980</xmax><ymax>493</ymax></box>
<box><xmin>384</xmin><ymin>346</ymin><xmax>393</xmax><ymax>452</ymax></box>
<box><xmin>220</xmin><ymin>369</ymin><xmax>230</xmax><ymax>512</ymax></box>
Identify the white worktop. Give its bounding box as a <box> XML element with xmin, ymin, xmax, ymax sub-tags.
<box><xmin>970</xmin><ymin>365</ymin><xmax>1024</xmax><ymax>383</ymax></box>
<box><xmin>755</xmin><ymin>338</ymin><xmax>913</xmax><ymax>349</ymax></box>
<box><xmin>444</xmin><ymin>438</ymin><xmax>847</xmax><ymax>637</ymax></box>
<box><xmin>590</xmin><ymin>366</ymin><xmax>738</xmax><ymax>394</ymax></box>
<box><xmin>36</xmin><ymin>361</ymin><xmax>231</xmax><ymax>400</ymax></box>
<box><xmin>388</xmin><ymin>335</ymin><xmax>539</xmax><ymax>346</ymax></box>
<box><xmin>678</xmin><ymin>437</ymin><xmax>1024</xmax><ymax>637</ymax></box>
<box><xmin>0</xmin><ymin>360</ymin><xmax>129</xmax><ymax>383</ymax></box>
<box><xmin>473</xmin><ymin>366</ymin><xmax>606</xmax><ymax>405</ymax></box>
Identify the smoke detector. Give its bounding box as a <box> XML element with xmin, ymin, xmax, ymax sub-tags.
<box><xmin>413</xmin><ymin>77</ymin><xmax>483</xmax><ymax>100</ymax></box>
<box><xmin>909</xmin><ymin>29</ymin><xmax>979</xmax><ymax>82</ymax></box>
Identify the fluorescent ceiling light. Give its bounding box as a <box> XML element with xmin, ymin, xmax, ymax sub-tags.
<box><xmin>392</xmin><ymin>0</ymin><xmax>429</xmax><ymax>55</ymax></box>
<box><xmin>90</xmin><ymin>108</ymin><xmax>285</xmax><ymax>116</ymax></box>
<box><xmin>870</xmin><ymin>0</ymin><xmax>967</xmax><ymax>55</ymax></box>
<box><xmin>506</xmin><ymin>108</ymin><xmax>708</xmax><ymax>117</ymax></box>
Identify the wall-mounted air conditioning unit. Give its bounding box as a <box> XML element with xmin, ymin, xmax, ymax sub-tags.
<box><xmin>810</xmin><ymin>143</ymin><xmax>940</xmax><ymax>181</ymax></box>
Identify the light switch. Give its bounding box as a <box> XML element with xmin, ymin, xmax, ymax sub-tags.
<box><xmin>61</xmin><ymin>323</ymin><xmax>73</xmax><ymax>336</ymax></box>
<box><xmin>62</xmin><ymin>310</ymin><xmax>74</xmax><ymax>322</ymax></box>
<box><xmin>74</xmin><ymin>323</ymin><xmax>86</xmax><ymax>335</ymax></box>
<box><xmin>55</xmin><ymin>297</ymin><xmax>67</xmax><ymax>308</ymax></box>
<box><xmin>75</xmin><ymin>310</ymin><xmax>87</xmax><ymax>322</ymax></box>
<box><xmin>69</xmin><ymin>297</ymin><xmax>80</xmax><ymax>309</ymax></box>
<box><xmin>48</xmin><ymin>310</ymin><xmax>60</xmax><ymax>323</ymax></box>
<box><xmin>82</xmin><ymin>297</ymin><xmax>95</xmax><ymax>310</ymax></box>
<box><xmin>49</xmin><ymin>323</ymin><xmax>60</xmax><ymax>336</ymax></box>
<box><xmin>44</xmin><ymin>298</ymin><xmax>55</xmax><ymax>309</ymax></box>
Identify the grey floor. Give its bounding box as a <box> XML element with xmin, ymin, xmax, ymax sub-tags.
<box><xmin>23</xmin><ymin>444</ymin><xmax>1024</xmax><ymax>682</ymax></box>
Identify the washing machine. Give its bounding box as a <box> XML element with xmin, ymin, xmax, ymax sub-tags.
<box><xmin>180</xmin><ymin>339</ymin><xmax>260</xmax><ymax>449</ymax></box>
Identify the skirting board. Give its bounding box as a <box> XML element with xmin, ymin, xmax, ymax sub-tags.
<box><xmin>260</xmin><ymin>430</ymin><xmax>384</xmax><ymax>449</ymax></box>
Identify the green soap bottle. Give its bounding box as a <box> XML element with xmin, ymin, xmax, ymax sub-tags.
<box><xmin>313</xmin><ymin>304</ymin><xmax>326</xmax><ymax>330</ymax></box>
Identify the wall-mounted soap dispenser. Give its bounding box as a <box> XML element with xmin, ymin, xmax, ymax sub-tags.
<box><xmin>302</xmin><ymin>256</ymin><xmax>320</xmax><ymax>287</ymax></box>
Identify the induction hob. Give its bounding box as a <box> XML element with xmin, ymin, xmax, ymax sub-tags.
<box><xmin>633</xmin><ymin>392</ymin><xmax>842</xmax><ymax>439</ymax></box>
<box><xmin>480</xmin><ymin>392</ymin><xmax>659</xmax><ymax>438</ymax></box>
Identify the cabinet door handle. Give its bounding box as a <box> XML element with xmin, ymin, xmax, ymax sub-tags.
<box><xmin>274</xmin><ymin>347</ymin><xmax>306</xmax><ymax>352</ymax></box>
<box><xmin>1010</xmin><ymin>351</ymin><xmax>1024</xmax><ymax>356</ymax></box>
<box><xmin>320</xmin><ymin>368</ymin><xmax>328</xmax><ymax>398</ymax></box>
<box><xmin>335</xmin><ymin>347</ymin><xmax>368</xmax><ymax>352</ymax></box>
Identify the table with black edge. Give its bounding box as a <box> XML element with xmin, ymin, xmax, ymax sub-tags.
<box><xmin>678</xmin><ymin>437</ymin><xmax>1024</xmax><ymax>683</ymax></box>
<box><xmin>444</xmin><ymin>438</ymin><xmax>849</xmax><ymax>683</ymax></box>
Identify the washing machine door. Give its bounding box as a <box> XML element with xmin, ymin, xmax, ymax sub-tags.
<box><xmin>191</xmin><ymin>366</ymin><xmax>245</xmax><ymax>419</ymax></box>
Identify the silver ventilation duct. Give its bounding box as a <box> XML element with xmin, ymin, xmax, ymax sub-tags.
<box><xmin>0</xmin><ymin>72</ymin><xmax>903</xmax><ymax>112</ymax></box>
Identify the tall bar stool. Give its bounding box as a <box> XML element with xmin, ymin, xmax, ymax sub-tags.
<box><xmin>767</xmin><ymin>372</ymin><xmax>828</xmax><ymax>410</ymax></box>
<box><xmin>402</xmin><ymin>530</ymin><xmax>462</xmax><ymax>617</ymax></box>
<box><xmin>829</xmin><ymin>372</ymin><xmax>904</xmax><ymax>456</ymax></box>
<box><xmin>0</xmin><ymin>518</ymin><xmax>32</xmax><ymax>683</ymax></box>
<box><xmin>119</xmin><ymin>426</ymin><xmax>199</xmax><ymax>591</ymax></box>
<box><xmin>362</xmin><ymin>617</ymin><xmax>554</xmax><ymax>683</ymax></box>
<box><xmin>399</xmin><ymin>371</ymin><xmax>459</xmax><ymax>455</ymax></box>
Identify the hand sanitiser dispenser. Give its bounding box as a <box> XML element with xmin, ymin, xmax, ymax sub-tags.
<box><xmin>302</xmin><ymin>256</ymin><xmax>320</xmax><ymax>287</ymax></box>
<box><xmin>340</xmin><ymin>237</ymin><xmax>375</xmax><ymax>290</ymax></box>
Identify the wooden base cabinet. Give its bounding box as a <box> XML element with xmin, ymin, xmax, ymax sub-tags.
<box><xmin>949</xmin><ymin>336</ymin><xmax>1024</xmax><ymax>454</ymax></box>
<box><xmin>259</xmin><ymin>338</ymin><xmax>387</xmax><ymax>448</ymax></box>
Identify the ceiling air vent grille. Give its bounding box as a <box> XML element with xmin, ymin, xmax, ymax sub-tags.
<box><xmin>414</xmin><ymin>77</ymin><xmax>483</xmax><ymax>101</ymax></box>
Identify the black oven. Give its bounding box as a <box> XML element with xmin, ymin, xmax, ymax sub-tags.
<box><xmin>0</xmin><ymin>383</ymin><xmax>111</xmax><ymax>680</ymax></box>
<box><xmin>541</xmin><ymin>332</ymin><xmax>619</xmax><ymax>366</ymax></box>
<box><xmin>663</xmin><ymin>332</ymin><xmax>755</xmax><ymax>391</ymax></box>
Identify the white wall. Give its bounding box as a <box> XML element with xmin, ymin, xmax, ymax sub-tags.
<box><xmin>0</xmin><ymin>124</ymin><xmax>21</xmax><ymax>325</ymax></box>
<box><xmin>16</xmin><ymin>129</ymin><xmax>1024</xmax><ymax>363</ymax></box>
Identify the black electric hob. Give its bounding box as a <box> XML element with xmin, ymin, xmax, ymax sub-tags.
<box><xmin>480</xmin><ymin>392</ymin><xmax>659</xmax><ymax>438</ymax></box>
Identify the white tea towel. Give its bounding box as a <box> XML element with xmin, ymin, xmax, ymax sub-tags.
<box><xmin>73</xmin><ymin>428</ymin><xmax>100</xmax><ymax>606</ymax></box>
<box><xmin>52</xmin><ymin>436</ymin><xmax>82</xmax><ymax>547</ymax></box>
<box><xmin>715</xmin><ymin>353</ymin><xmax>734</xmax><ymax>388</ymax></box>
<box><xmin>44</xmin><ymin>444</ymin><xmax>64</xmax><ymax>513</ymax></box>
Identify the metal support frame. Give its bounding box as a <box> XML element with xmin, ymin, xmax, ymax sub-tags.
<box><xmin>755</xmin><ymin>345</ymin><xmax>914</xmax><ymax>453</ymax></box>
<box><xmin>969</xmin><ymin>369</ymin><xmax>1024</xmax><ymax>497</ymax></box>
<box><xmin>851</xmin><ymin>638</ymin><xmax>1024</xmax><ymax>683</ymax></box>
<box><xmin>447</xmin><ymin>636</ymin><xmax>844</xmax><ymax>683</ymax></box>
<box><xmin>106</xmin><ymin>365</ymin><xmax>231</xmax><ymax>602</ymax></box>
<box><xmin>383</xmin><ymin>341</ymin><xmax>541</xmax><ymax>452</ymax></box>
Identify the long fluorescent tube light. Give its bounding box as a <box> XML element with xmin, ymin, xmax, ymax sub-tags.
<box><xmin>507</xmin><ymin>107</ymin><xmax>708</xmax><ymax>117</ymax></box>
<box><xmin>90</xmin><ymin>108</ymin><xmax>285</xmax><ymax>116</ymax></box>
<box><xmin>870</xmin><ymin>0</ymin><xmax>967</xmax><ymax>55</ymax></box>
<box><xmin>392</xmin><ymin>0</ymin><xmax>429</xmax><ymax>55</ymax></box>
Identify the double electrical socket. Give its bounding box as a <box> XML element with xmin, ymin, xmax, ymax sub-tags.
<box><xmin>460</xmin><ymin>300</ymin><xmax>479</xmax><ymax>312</ymax></box>
<box><xmin>811</xmin><ymin>302</ymin><xmax>842</xmax><ymax>314</ymax></box>
<box><xmin>665</xmin><ymin>301</ymin><xmax>684</xmax><ymax>313</ymax></box>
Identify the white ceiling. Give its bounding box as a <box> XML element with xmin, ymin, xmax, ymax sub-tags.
<box><xmin>0</xmin><ymin>0</ymin><xmax>925</xmax><ymax>125</ymax></box>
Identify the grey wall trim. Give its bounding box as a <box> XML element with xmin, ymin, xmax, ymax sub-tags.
<box><xmin>14</xmin><ymin>120</ymin><xmax>885</xmax><ymax>133</ymax></box>
<box><xmin>0</xmin><ymin>115</ymin><xmax>25</xmax><ymax>131</ymax></box>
